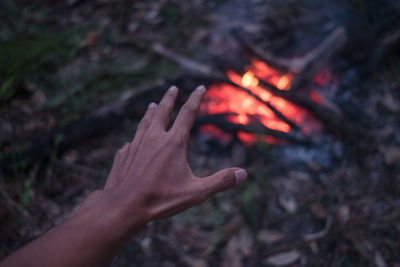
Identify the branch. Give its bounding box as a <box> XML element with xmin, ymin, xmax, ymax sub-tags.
<box><xmin>233</xmin><ymin>26</ymin><xmax>347</xmax><ymax>82</ymax></box>
<box><xmin>195</xmin><ymin>113</ymin><xmax>311</xmax><ymax>145</ymax></box>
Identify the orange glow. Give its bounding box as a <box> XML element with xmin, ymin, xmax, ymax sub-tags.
<box><xmin>242</xmin><ymin>71</ymin><xmax>259</xmax><ymax>88</ymax></box>
<box><xmin>277</xmin><ymin>75</ymin><xmax>291</xmax><ymax>90</ymax></box>
<box><xmin>200</xmin><ymin>58</ymin><xmax>325</xmax><ymax>145</ymax></box>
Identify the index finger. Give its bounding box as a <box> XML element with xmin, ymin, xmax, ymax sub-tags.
<box><xmin>170</xmin><ymin>85</ymin><xmax>206</xmax><ymax>141</ymax></box>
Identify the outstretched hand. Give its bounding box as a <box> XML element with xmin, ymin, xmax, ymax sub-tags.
<box><xmin>0</xmin><ymin>85</ymin><xmax>247</xmax><ymax>267</ymax></box>
<box><xmin>102</xmin><ymin>85</ymin><xmax>247</xmax><ymax>226</ymax></box>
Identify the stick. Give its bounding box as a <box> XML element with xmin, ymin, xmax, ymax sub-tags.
<box><xmin>233</xmin><ymin>26</ymin><xmax>347</xmax><ymax>79</ymax></box>
<box><xmin>195</xmin><ymin>113</ymin><xmax>311</xmax><ymax>144</ymax></box>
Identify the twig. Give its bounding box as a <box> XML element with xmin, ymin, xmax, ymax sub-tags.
<box><xmin>302</xmin><ymin>215</ymin><xmax>332</xmax><ymax>241</ymax></box>
<box><xmin>233</xmin><ymin>26</ymin><xmax>347</xmax><ymax>83</ymax></box>
<box><xmin>195</xmin><ymin>113</ymin><xmax>311</xmax><ymax>144</ymax></box>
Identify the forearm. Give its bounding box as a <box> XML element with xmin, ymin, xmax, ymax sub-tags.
<box><xmin>0</xmin><ymin>190</ymin><xmax>145</xmax><ymax>267</ymax></box>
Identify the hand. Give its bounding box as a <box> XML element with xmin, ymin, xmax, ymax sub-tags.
<box><xmin>0</xmin><ymin>85</ymin><xmax>247</xmax><ymax>267</ymax></box>
<box><xmin>102</xmin><ymin>85</ymin><xmax>247</xmax><ymax>228</ymax></box>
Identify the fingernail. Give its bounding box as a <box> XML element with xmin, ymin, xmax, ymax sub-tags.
<box><xmin>148</xmin><ymin>102</ymin><xmax>157</xmax><ymax>108</ymax></box>
<box><xmin>195</xmin><ymin>85</ymin><xmax>206</xmax><ymax>93</ymax></box>
<box><xmin>234</xmin><ymin>169</ymin><xmax>247</xmax><ymax>185</ymax></box>
<box><xmin>168</xmin><ymin>85</ymin><xmax>178</xmax><ymax>92</ymax></box>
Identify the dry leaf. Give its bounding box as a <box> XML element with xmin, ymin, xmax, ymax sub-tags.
<box><xmin>257</xmin><ymin>229</ymin><xmax>284</xmax><ymax>245</ymax></box>
<box><xmin>264</xmin><ymin>250</ymin><xmax>301</xmax><ymax>266</ymax></box>
<box><xmin>29</xmin><ymin>90</ymin><xmax>46</xmax><ymax>109</ymax></box>
<box><xmin>84</xmin><ymin>30</ymin><xmax>101</xmax><ymax>47</ymax></box>
<box><xmin>182</xmin><ymin>256</ymin><xmax>208</xmax><ymax>267</ymax></box>
<box><xmin>381</xmin><ymin>91</ymin><xmax>400</xmax><ymax>112</ymax></box>
<box><xmin>338</xmin><ymin>205</ymin><xmax>350</xmax><ymax>224</ymax></box>
<box><xmin>223</xmin><ymin>215</ymin><xmax>245</xmax><ymax>239</ymax></box>
<box><xmin>310</xmin><ymin>203</ymin><xmax>327</xmax><ymax>219</ymax></box>
<box><xmin>222</xmin><ymin>228</ymin><xmax>253</xmax><ymax>267</ymax></box>
<box><xmin>374</xmin><ymin>251</ymin><xmax>387</xmax><ymax>267</ymax></box>
<box><xmin>278</xmin><ymin>190</ymin><xmax>297</xmax><ymax>213</ymax></box>
<box><xmin>238</xmin><ymin>228</ymin><xmax>253</xmax><ymax>256</ymax></box>
<box><xmin>222</xmin><ymin>237</ymin><xmax>242</xmax><ymax>267</ymax></box>
<box><xmin>384</xmin><ymin>147</ymin><xmax>400</xmax><ymax>165</ymax></box>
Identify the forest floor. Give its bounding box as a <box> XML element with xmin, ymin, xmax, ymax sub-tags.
<box><xmin>1</xmin><ymin>0</ymin><xmax>400</xmax><ymax>266</ymax></box>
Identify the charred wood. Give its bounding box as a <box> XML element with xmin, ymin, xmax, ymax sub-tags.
<box><xmin>195</xmin><ymin>113</ymin><xmax>311</xmax><ymax>145</ymax></box>
<box><xmin>152</xmin><ymin>43</ymin><xmax>364</xmax><ymax>141</ymax></box>
<box><xmin>234</xmin><ymin>27</ymin><xmax>348</xmax><ymax>91</ymax></box>
<box><xmin>152</xmin><ymin>43</ymin><xmax>301</xmax><ymax>131</ymax></box>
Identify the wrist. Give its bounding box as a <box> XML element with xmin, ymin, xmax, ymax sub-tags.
<box><xmin>70</xmin><ymin>189</ymin><xmax>148</xmax><ymax>245</ymax></box>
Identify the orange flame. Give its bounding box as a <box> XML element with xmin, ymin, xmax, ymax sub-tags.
<box><xmin>199</xmin><ymin>58</ymin><xmax>324</xmax><ymax>145</ymax></box>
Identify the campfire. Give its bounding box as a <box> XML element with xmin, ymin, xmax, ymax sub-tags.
<box><xmin>152</xmin><ymin>26</ymin><xmax>362</xmax><ymax>146</ymax></box>
<box><xmin>198</xmin><ymin>58</ymin><xmax>330</xmax><ymax>145</ymax></box>
<box><xmin>150</xmin><ymin>25</ymin><xmax>365</xmax><ymax>147</ymax></box>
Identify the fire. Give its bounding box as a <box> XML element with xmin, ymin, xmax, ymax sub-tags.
<box><xmin>242</xmin><ymin>71</ymin><xmax>259</xmax><ymax>88</ymax></box>
<box><xmin>199</xmin><ymin>58</ymin><xmax>324</xmax><ymax>145</ymax></box>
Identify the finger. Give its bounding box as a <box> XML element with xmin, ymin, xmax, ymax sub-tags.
<box><xmin>170</xmin><ymin>85</ymin><xmax>206</xmax><ymax>141</ymax></box>
<box><xmin>153</xmin><ymin>86</ymin><xmax>178</xmax><ymax>130</ymax></box>
<box><xmin>196</xmin><ymin>168</ymin><xmax>247</xmax><ymax>197</ymax></box>
<box><xmin>127</xmin><ymin>102</ymin><xmax>157</xmax><ymax>165</ymax></box>
<box><xmin>132</xmin><ymin>102</ymin><xmax>157</xmax><ymax>143</ymax></box>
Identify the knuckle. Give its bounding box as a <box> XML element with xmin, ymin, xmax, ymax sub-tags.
<box><xmin>164</xmin><ymin>91</ymin><xmax>176</xmax><ymax>102</ymax></box>
<box><xmin>222</xmin><ymin>172</ymin><xmax>235</xmax><ymax>188</ymax></box>
<box><xmin>171</xmin><ymin>133</ymin><xmax>185</xmax><ymax>146</ymax></box>
<box><xmin>182</xmin><ymin>104</ymin><xmax>197</xmax><ymax>115</ymax></box>
<box><xmin>139</xmin><ymin>115</ymin><xmax>151</xmax><ymax>127</ymax></box>
<box><xmin>145</xmin><ymin>128</ymin><xmax>165</xmax><ymax>142</ymax></box>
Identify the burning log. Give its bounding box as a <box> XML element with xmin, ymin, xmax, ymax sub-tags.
<box><xmin>152</xmin><ymin>43</ymin><xmax>364</xmax><ymax>141</ymax></box>
<box><xmin>255</xmin><ymin>78</ymin><xmax>363</xmax><ymax>140</ymax></box>
<box><xmin>152</xmin><ymin>43</ymin><xmax>302</xmax><ymax>132</ymax></box>
<box><xmin>195</xmin><ymin>113</ymin><xmax>311</xmax><ymax>145</ymax></box>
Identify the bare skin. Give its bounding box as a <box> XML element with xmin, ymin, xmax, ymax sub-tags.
<box><xmin>0</xmin><ymin>85</ymin><xmax>247</xmax><ymax>267</ymax></box>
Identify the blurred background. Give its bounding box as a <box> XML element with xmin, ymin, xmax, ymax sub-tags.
<box><xmin>1</xmin><ymin>0</ymin><xmax>400</xmax><ymax>266</ymax></box>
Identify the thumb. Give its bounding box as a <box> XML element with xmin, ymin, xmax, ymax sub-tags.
<box><xmin>199</xmin><ymin>168</ymin><xmax>247</xmax><ymax>195</ymax></box>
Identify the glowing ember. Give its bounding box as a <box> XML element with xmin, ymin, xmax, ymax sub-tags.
<box><xmin>199</xmin><ymin>58</ymin><xmax>326</xmax><ymax>145</ymax></box>
<box><xmin>242</xmin><ymin>71</ymin><xmax>259</xmax><ymax>88</ymax></box>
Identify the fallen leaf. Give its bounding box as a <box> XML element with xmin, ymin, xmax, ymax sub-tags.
<box><xmin>182</xmin><ymin>256</ymin><xmax>208</xmax><ymax>267</ymax></box>
<box><xmin>237</xmin><ymin>228</ymin><xmax>253</xmax><ymax>256</ymax></box>
<box><xmin>278</xmin><ymin>190</ymin><xmax>297</xmax><ymax>213</ymax></box>
<box><xmin>257</xmin><ymin>229</ymin><xmax>284</xmax><ymax>245</ymax></box>
<box><xmin>264</xmin><ymin>250</ymin><xmax>301</xmax><ymax>266</ymax></box>
<box><xmin>222</xmin><ymin>227</ymin><xmax>253</xmax><ymax>267</ymax></box>
<box><xmin>223</xmin><ymin>215</ymin><xmax>244</xmax><ymax>239</ymax></box>
<box><xmin>374</xmin><ymin>251</ymin><xmax>387</xmax><ymax>267</ymax></box>
<box><xmin>381</xmin><ymin>91</ymin><xmax>400</xmax><ymax>112</ymax></box>
<box><xmin>29</xmin><ymin>90</ymin><xmax>46</xmax><ymax>109</ymax></box>
<box><xmin>384</xmin><ymin>146</ymin><xmax>400</xmax><ymax>165</ymax></box>
<box><xmin>310</xmin><ymin>203</ymin><xmax>327</xmax><ymax>219</ymax></box>
<box><xmin>221</xmin><ymin>236</ymin><xmax>242</xmax><ymax>267</ymax></box>
<box><xmin>84</xmin><ymin>30</ymin><xmax>101</xmax><ymax>47</ymax></box>
<box><xmin>338</xmin><ymin>205</ymin><xmax>350</xmax><ymax>224</ymax></box>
